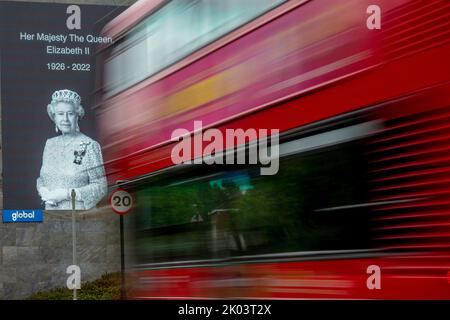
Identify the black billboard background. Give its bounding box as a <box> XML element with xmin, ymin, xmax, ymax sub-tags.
<box><xmin>0</xmin><ymin>1</ymin><xmax>126</xmax><ymax>209</ymax></box>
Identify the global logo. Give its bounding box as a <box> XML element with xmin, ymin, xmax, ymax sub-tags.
<box><xmin>2</xmin><ymin>210</ymin><xmax>43</xmax><ymax>223</ymax></box>
<box><xmin>12</xmin><ymin>211</ymin><xmax>34</xmax><ymax>221</ymax></box>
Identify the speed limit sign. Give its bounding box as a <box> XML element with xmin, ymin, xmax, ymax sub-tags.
<box><xmin>110</xmin><ymin>189</ymin><xmax>133</xmax><ymax>215</ymax></box>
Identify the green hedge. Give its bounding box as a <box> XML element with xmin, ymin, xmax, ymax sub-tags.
<box><xmin>27</xmin><ymin>272</ymin><xmax>122</xmax><ymax>300</ymax></box>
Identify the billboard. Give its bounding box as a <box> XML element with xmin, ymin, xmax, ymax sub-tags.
<box><xmin>0</xmin><ymin>1</ymin><xmax>126</xmax><ymax>211</ymax></box>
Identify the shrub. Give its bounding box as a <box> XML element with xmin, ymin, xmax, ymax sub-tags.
<box><xmin>27</xmin><ymin>272</ymin><xmax>122</xmax><ymax>300</ymax></box>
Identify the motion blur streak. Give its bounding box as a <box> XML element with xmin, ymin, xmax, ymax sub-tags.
<box><xmin>95</xmin><ymin>0</ymin><xmax>450</xmax><ymax>299</ymax></box>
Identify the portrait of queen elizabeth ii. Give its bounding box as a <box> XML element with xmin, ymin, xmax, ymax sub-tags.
<box><xmin>36</xmin><ymin>89</ymin><xmax>107</xmax><ymax>210</ymax></box>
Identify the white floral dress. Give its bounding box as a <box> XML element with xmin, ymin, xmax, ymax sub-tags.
<box><xmin>36</xmin><ymin>133</ymin><xmax>107</xmax><ymax>210</ymax></box>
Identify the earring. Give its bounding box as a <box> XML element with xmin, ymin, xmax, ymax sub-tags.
<box><xmin>76</xmin><ymin>122</ymin><xmax>80</xmax><ymax>132</ymax></box>
<box><xmin>55</xmin><ymin>124</ymin><xmax>59</xmax><ymax>133</ymax></box>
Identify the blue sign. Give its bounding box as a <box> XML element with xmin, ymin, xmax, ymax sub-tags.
<box><xmin>2</xmin><ymin>210</ymin><xmax>43</xmax><ymax>223</ymax></box>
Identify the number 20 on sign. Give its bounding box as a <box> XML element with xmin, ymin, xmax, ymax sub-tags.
<box><xmin>110</xmin><ymin>189</ymin><xmax>133</xmax><ymax>215</ymax></box>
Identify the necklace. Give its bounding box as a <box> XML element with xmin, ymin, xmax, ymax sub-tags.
<box><xmin>59</xmin><ymin>133</ymin><xmax>79</xmax><ymax>147</ymax></box>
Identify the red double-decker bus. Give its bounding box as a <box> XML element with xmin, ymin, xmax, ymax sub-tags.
<box><xmin>95</xmin><ymin>0</ymin><xmax>450</xmax><ymax>299</ymax></box>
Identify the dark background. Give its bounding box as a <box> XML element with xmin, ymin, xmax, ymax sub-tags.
<box><xmin>0</xmin><ymin>1</ymin><xmax>126</xmax><ymax>209</ymax></box>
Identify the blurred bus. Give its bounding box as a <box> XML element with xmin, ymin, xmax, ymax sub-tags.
<box><xmin>95</xmin><ymin>0</ymin><xmax>450</xmax><ymax>299</ymax></box>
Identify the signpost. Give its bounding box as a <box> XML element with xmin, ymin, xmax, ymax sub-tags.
<box><xmin>71</xmin><ymin>189</ymin><xmax>77</xmax><ymax>300</ymax></box>
<box><xmin>110</xmin><ymin>188</ymin><xmax>133</xmax><ymax>300</ymax></box>
<box><xmin>110</xmin><ymin>189</ymin><xmax>133</xmax><ymax>215</ymax></box>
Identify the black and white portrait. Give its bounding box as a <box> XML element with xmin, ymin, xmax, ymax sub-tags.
<box><xmin>0</xmin><ymin>3</ymin><xmax>126</xmax><ymax>211</ymax></box>
<box><xmin>36</xmin><ymin>89</ymin><xmax>107</xmax><ymax>210</ymax></box>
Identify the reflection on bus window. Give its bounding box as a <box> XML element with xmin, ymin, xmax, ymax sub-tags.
<box><xmin>104</xmin><ymin>0</ymin><xmax>286</xmax><ymax>97</ymax></box>
<box><xmin>133</xmin><ymin>141</ymin><xmax>371</xmax><ymax>264</ymax></box>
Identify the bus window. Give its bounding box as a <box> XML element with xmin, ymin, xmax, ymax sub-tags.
<box><xmin>133</xmin><ymin>140</ymin><xmax>371</xmax><ymax>264</ymax></box>
<box><xmin>104</xmin><ymin>0</ymin><xmax>287</xmax><ymax>97</ymax></box>
<box><xmin>225</xmin><ymin>143</ymin><xmax>371</xmax><ymax>256</ymax></box>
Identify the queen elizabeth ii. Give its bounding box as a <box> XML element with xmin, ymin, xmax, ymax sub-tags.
<box><xmin>36</xmin><ymin>89</ymin><xmax>107</xmax><ymax>210</ymax></box>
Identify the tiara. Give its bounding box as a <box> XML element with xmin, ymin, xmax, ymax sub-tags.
<box><xmin>51</xmin><ymin>89</ymin><xmax>81</xmax><ymax>105</ymax></box>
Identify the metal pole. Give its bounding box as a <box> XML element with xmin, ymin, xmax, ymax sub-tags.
<box><xmin>71</xmin><ymin>189</ymin><xmax>77</xmax><ymax>301</ymax></box>
<box><xmin>120</xmin><ymin>215</ymin><xmax>126</xmax><ymax>300</ymax></box>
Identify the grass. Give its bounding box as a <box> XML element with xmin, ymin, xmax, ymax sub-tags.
<box><xmin>27</xmin><ymin>272</ymin><xmax>122</xmax><ymax>300</ymax></box>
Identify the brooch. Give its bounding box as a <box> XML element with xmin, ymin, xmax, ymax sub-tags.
<box><xmin>74</xmin><ymin>141</ymin><xmax>91</xmax><ymax>165</ymax></box>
